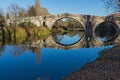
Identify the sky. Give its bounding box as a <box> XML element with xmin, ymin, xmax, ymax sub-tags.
<box><xmin>0</xmin><ymin>0</ymin><xmax>110</xmax><ymax>16</ymax></box>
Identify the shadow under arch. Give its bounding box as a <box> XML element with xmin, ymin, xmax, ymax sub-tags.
<box><xmin>94</xmin><ymin>21</ymin><xmax>119</xmax><ymax>42</ymax></box>
<box><xmin>51</xmin><ymin>17</ymin><xmax>85</xmax><ymax>46</ymax></box>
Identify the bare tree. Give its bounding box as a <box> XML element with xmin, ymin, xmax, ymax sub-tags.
<box><xmin>6</xmin><ymin>12</ymin><xmax>10</xmax><ymax>19</ymax></box>
<box><xmin>101</xmin><ymin>0</ymin><xmax>120</xmax><ymax>12</ymax></box>
<box><xmin>8</xmin><ymin>3</ymin><xmax>20</xmax><ymax>19</ymax></box>
<box><xmin>7</xmin><ymin>3</ymin><xmax>21</xmax><ymax>26</ymax></box>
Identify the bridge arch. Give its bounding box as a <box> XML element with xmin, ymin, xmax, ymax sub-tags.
<box><xmin>45</xmin><ymin>14</ymin><xmax>85</xmax><ymax>30</ymax></box>
<box><xmin>50</xmin><ymin>16</ymin><xmax>85</xmax><ymax>46</ymax></box>
<box><xmin>93</xmin><ymin>21</ymin><xmax>119</xmax><ymax>44</ymax></box>
<box><xmin>51</xmin><ymin>17</ymin><xmax>85</xmax><ymax>29</ymax></box>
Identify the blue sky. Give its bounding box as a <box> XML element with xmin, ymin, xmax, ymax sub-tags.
<box><xmin>0</xmin><ymin>0</ymin><xmax>109</xmax><ymax>16</ymax></box>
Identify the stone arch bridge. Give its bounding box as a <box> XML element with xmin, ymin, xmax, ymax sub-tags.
<box><xmin>6</xmin><ymin>13</ymin><xmax>120</xmax><ymax>29</ymax></box>
<box><xmin>6</xmin><ymin>13</ymin><xmax>120</xmax><ymax>49</ymax></box>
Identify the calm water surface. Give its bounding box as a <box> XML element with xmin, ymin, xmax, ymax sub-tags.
<box><xmin>0</xmin><ymin>45</ymin><xmax>112</xmax><ymax>80</ymax></box>
<box><xmin>0</xmin><ymin>19</ymin><xmax>115</xmax><ymax>80</ymax></box>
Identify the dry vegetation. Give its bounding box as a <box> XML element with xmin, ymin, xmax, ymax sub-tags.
<box><xmin>65</xmin><ymin>46</ymin><xmax>120</xmax><ymax>80</ymax></box>
<box><xmin>0</xmin><ymin>26</ymin><xmax>51</xmax><ymax>45</ymax></box>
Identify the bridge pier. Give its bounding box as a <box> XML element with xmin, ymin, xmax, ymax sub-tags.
<box><xmin>85</xmin><ymin>15</ymin><xmax>93</xmax><ymax>48</ymax></box>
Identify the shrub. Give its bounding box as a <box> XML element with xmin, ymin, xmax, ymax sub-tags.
<box><xmin>18</xmin><ymin>22</ymin><xmax>37</xmax><ymax>27</ymax></box>
<box><xmin>37</xmin><ymin>27</ymin><xmax>51</xmax><ymax>39</ymax></box>
<box><xmin>26</xmin><ymin>27</ymin><xmax>51</xmax><ymax>40</ymax></box>
<box><xmin>11</xmin><ymin>27</ymin><xmax>27</xmax><ymax>43</ymax></box>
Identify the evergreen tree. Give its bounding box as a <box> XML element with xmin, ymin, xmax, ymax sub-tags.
<box><xmin>19</xmin><ymin>8</ymin><xmax>27</xmax><ymax>18</ymax></box>
<box><xmin>0</xmin><ymin>8</ymin><xmax>4</xmax><ymax>24</ymax></box>
<box><xmin>27</xmin><ymin>5</ymin><xmax>36</xmax><ymax>17</ymax></box>
<box><xmin>35</xmin><ymin>0</ymin><xmax>41</xmax><ymax>16</ymax></box>
<box><xmin>27</xmin><ymin>0</ymin><xmax>49</xmax><ymax>16</ymax></box>
<box><xmin>6</xmin><ymin>12</ymin><xmax>10</xmax><ymax>19</ymax></box>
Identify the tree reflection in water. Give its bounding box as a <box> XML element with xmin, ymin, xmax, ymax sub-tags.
<box><xmin>0</xmin><ymin>46</ymin><xmax>4</xmax><ymax>57</ymax></box>
<box><xmin>0</xmin><ymin>45</ymin><xmax>42</xmax><ymax>64</ymax></box>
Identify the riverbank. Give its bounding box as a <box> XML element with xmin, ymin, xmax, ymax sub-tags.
<box><xmin>0</xmin><ymin>27</ymin><xmax>51</xmax><ymax>44</ymax></box>
<box><xmin>65</xmin><ymin>46</ymin><xmax>120</xmax><ymax>80</ymax></box>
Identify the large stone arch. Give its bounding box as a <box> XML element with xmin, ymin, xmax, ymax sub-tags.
<box><xmin>45</xmin><ymin>14</ymin><xmax>85</xmax><ymax>30</ymax></box>
<box><xmin>52</xmin><ymin>17</ymin><xmax>85</xmax><ymax>30</ymax></box>
<box><xmin>44</xmin><ymin>14</ymin><xmax>86</xmax><ymax>48</ymax></box>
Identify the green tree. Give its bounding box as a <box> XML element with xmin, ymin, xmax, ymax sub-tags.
<box><xmin>27</xmin><ymin>5</ymin><xmax>36</xmax><ymax>17</ymax></box>
<box><xmin>40</xmin><ymin>7</ymin><xmax>49</xmax><ymax>15</ymax></box>
<box><xmin>6</xmin><ymin>12</ymin><xmax>10</xmax><ymax>19</ymax></box>
<box><xmin>18</xmin><ymin>8</ymin><xmax>27</xmax><ymax>18</ymax></box>
<box><xmin>28</xmin><ymin>0</ymin><xmax>49</xmax><ymax>16</ymax></box>
<box><xmin>0</xmin><ymin>8</ymin><xmax>4</xmax><ymax>24</ymax></box>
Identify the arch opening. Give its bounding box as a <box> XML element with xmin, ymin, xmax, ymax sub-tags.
<box><xmin>95</xmin><ymin>21</ymin><xmax>119</xmax><ymax>42</ymax></box>
<box><xmin>51</xmin><ymin>17</ymin><xmax>85</xmax><ymax>46</ymax></box>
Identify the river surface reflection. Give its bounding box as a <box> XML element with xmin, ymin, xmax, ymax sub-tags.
<box><xmin>53</xmin><ymin>31</ymin><xmax>84</xmax><ymax>46</ymax></box>
<box><xmin>0</xmin><ymin>20</ymin><xmax>118</xmax><ymax>80</ymax></box>
<box><xmin>0</xmin><ymin>45</ymin><xmax>112</xmax><ymax>80</ymax></box>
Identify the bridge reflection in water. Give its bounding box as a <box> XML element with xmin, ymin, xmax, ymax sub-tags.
<box><xmin>0</xmin><ymin>25</ymin><xmax>120</xmax><ymax>63</ymax></box>
<box><xmin>0</xmin><ymin>23</ymin><xmax>120</xmax><ymax>80</ymax></box>
<box><xmin>0</xmin><ymin>16</ymin><xmax>120</xmax><ymax>64</ymax></box>
<box><xmin>0</xmin><ymin>22</ymin><xmax>120</xmax><ymax>49</ymax></box>
<box><xmin>0</xmin><ymin>44</ymin><xmax>112</xmax><ymax>80</ymax></box>
<box><xmin>0</xmin><ymin>13</ymin><xmax>120</xmax><ymax>80</ymax></box>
